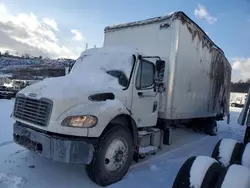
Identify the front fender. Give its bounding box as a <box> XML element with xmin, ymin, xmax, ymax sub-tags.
<box><xmin>58</xmin><ymin>100</ymin><xmax>131</xmax><ymax>137</ymax></box>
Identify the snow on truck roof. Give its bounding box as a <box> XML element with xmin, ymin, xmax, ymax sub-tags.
<box><xmin>105</xmin><ymin>11</ymin><xmax>224</xmax><ymax>55</ymax></box>
<box><xmin>70</xmin><ymin>47</ymin><xmax>140</xmax><ymax>89</ymax></box>
<box><xmin>79</xmin><ymin>46</ymin><xmax>141</xmax><ymax>58</ymax></box>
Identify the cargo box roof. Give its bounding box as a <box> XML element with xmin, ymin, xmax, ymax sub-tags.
<box><xmin>105</xmin><ymin>11</ymin><xmax>224</xmax><ymax>55</ymax></box>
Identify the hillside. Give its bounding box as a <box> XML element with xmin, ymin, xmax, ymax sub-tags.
<box><xmin>0</xmin><ymin>55</ymin><xmax>75</xmax><ymax>79</ymax></box>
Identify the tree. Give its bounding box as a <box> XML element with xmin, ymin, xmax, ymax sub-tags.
<box><xmin>4</xmin><ymin>51</ymin><xmax>9</xmax><ymax>56</ymax></box>
<box><xmin>24</xmin><ymin>53</ymin><xmax>30</xmax><ymax>59</ymax></box>
<box><xmin>231</xmin><ymin>79</ymin><xmax>250</xmax><ymax>93</ymax></box>
<box><xmin>39</xmin><ymin>55</ymin><xmax>42</xmax><ymax>60</ymax></box>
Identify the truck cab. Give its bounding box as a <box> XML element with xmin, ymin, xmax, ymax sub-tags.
<box><xmin>12</xmin><ymin>47</ymin><xmax>165</xmax><ymax>186</ymax></box>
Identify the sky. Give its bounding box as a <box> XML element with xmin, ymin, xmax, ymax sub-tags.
<box><xmin>0</xmin><ymin>0</ymin><xmax>249</xmax><ymax>82</ymax></box>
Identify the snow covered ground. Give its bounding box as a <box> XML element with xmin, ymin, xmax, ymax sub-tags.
<box><xmin>0</xmin><ymin>99</ymin><xmax>245</xmax><ymax>188</ymax></box>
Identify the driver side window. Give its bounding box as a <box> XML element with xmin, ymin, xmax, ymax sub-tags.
<box><xmin>136</xmin><ymin>59</ymin><xmax>155</xmax><ymax>89</ymax></box>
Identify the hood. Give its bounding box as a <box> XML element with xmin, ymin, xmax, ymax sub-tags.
<box><xmin>21</xmin><ymin>74</ymin><xmax>122</xmax><ymax>98</ymax></box>
<box><xmin>19</xmin><ymin>74</ymin><xmax>123</xmax><ymax>115</ymax></box>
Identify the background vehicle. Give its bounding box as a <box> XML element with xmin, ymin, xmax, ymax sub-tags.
<box><xmin>230</xmin><ymin>92</ymin><xmax>247</xmax><ymax>107</ymax></box>
<box><xmin>12</xmin><ymin>11</ymin><xmax>231</xmax><ymax>186</ymax></box>
<box><xmin>0</xmin><ymin>86</ymin><xmax>14</xmax><ymax>99</ymax></box>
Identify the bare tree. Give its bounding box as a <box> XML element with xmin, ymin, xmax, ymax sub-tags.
<box><xmin>25</xmin><ymin>53</ymin><xmax>30</xmax><ymax>59</ymax></box>
<box><xmin>4</xmin><ymin>51</ymin><xmax>9</xmax><ymax>56</ymax></box>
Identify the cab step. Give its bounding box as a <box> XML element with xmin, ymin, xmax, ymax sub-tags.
<box><xmin>138</xmin><ymin>128</ymin><xmax>163</xmax><ymax>157</ymax></box>
<box><xmin>139</xmin><ymin>146</ymin><xmax>158</xmax><ymax>158</ymax></box>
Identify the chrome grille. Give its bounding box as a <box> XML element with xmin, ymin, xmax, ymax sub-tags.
<box><xmin>14</xmin><ymin>96</ymin><xmax>52</xmax><ymax>126</ymax></box>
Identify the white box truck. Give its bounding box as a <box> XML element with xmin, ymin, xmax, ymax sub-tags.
<box><xmin>12</xmin><ymin>12</ymin><xmax>231</xmax><ymax>186</ymax></box>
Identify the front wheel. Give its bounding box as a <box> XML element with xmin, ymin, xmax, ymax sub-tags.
<box><xmin>86</xmin><ymin>125</ymin><xmax>134</xmax><ymax>187</ymax></box>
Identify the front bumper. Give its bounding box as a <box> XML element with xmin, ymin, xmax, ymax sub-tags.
<box><xmin>13</xmin><ymin>122</ymin><xmax>94</xmax><ymax>164</ymax></box>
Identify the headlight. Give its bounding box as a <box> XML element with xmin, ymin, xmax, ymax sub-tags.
<box><xmin>62</xmin><ymin>115</ymin><xmax>98</xmax><ymax>128</ymax></box>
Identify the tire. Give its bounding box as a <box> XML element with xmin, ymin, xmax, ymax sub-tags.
<box><xmin>205</xmin><ymin>120</ymin><xmax>218</xmax><ymax>136</ymax></box>
<box><xmin>215</xmin><ymin>165</ymin><xmax>250</xmax><ymax>188</ymax></box>
<box><xmin>244</xmin><ymin>127</ymin><xmax>250</xmax><ymax>144</ymax></box>
<box><xmin>241</xmin><ymin>143</ymin><xmax>250</xmax><ymax>168</ymax></box>
<box><xmin>212</xmin><ymin>139</ymin><xmax>243</xmax><ymax>167</ymax></box>
<box><xmin>172</xmin><ymin>156</ymin><xmax>221</xmax><ymax>188</ymax></box>
<box><xmin>231</xmin><ymin>103</ymin><xmax>236</xmax><ymax>107</ymax></box>
<box><xmin>86</xmin><ymin>125</ymin><xmax>134</xmax><ymax>187</ymax></box>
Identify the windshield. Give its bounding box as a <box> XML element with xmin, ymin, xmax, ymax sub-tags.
<box><xmin>70</xmin><ymin>48</ymin><xmax>134</xmax><ymax>88</ymax></box>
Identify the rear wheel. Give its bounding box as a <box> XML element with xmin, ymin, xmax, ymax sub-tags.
<box><xmin>86</xmin><ymin>125</ymin><xmax>134</xmax><ymax>187</ymax></box>
<box><xmin>205</xmin><ymin>120</ymin><xmax>218</xmax><ymax>136</ymax></box>
<box><xmin>231</xmin><ymin>103</ymin><xmax>236</xmax><ymax>107</ymax></box>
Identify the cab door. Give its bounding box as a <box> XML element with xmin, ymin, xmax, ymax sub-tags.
<box><xmin>131</xmin><ymin>58</ymin><xmax>159</xmax><ymax>127</ymax></box>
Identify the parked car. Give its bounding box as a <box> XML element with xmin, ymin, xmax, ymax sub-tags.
<box><xmin>0</xmin><ymin>86</ymin><xmax>16</xmax><ymax>99</ymax></box>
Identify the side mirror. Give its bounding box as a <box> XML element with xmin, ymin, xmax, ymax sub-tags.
<box><xmin>155</xmin><ymin>60</ymin><xmax>165</xmax><ymax>82</ymax></box>
<box><xmin>156</xmin><ymin>60</ymin><xmax>165</xmax><ymax>72</ymax></box>
<box><xmin>118</xmin><ymin>74</ymin><xmax>129</xmax><ymax>87</ymax></box>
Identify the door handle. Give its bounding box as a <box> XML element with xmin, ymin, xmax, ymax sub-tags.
<box><xmin>138</xmin><ymin>92</ymin><xmax>143</xmax><ymax>97</ymax></box>
<box><xmin>153</xmin><ymin>101</ymin><xmax>158</xmax><ymax>112</ymax></box>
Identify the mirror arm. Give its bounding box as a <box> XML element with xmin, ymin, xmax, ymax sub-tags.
<box><xmin>140</xmin><ymin>55</ymin><xmax>162</xmax><ymax>61</ymax></box>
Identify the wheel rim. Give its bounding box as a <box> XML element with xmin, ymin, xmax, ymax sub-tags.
<box><xmin>104</xmin><ymin>138</ymin><xmax>128</xmax><ymax>172</ymax></box>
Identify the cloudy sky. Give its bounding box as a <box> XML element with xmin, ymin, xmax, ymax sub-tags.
<box><xmin>0</xmin><ymin>0</ymin><xmax>250</xmax><ymax>82</ymax></box>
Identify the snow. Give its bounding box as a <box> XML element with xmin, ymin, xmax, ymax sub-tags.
<box><xmin>0</xmin><ymin>173</ymin><xmax>25</xmax><ymax>188</ymax></box>
<box><xmin>189</xmin><ymin>156</ymin><xmax>217</xmax><ymax>188</ymax></box>
<box><xmin>0</xmin><ymin>99</ymin><xmax>247</xmax><ymax>188</ymax></box>
<box><xmin>138</xmin><ymin>131</ymin><xmax>150</xmax><ymax>136</ymax></box>
<box><xmin>242</xmin><ymin>143</ymin><xmax>250</xmax><ymax>168</ymax></box>
<box><xmin>221</xmin><ymin>165</ymin><xmax>250</xmax><ymax>188</ymax></box>
<box><xmin>139</xmin><ymin>146</ymin><xmax>158</xmax><ymax>154</ymax></box>
<box><xmin>149</xmin><ymin>165</ymin><xmax>159</xmax><ymax>171</ymax></box>
<box><xmin>72</xmin><ymin>47</ymin><xmax>137</xmax><ymax>80</ymax></box>
<box><xmin>104</xmin><ymin>12</ymin><xmax>177</xmax><ymax>32</ymax></box>
<box><xmin>218</xmin><ymin>138</ymin><xmax>238</xmax><ymax>167</ymax></box>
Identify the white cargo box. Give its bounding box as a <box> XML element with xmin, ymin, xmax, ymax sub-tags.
<box><xmin>104</xmin><ymin>12</ymin><xmax>231</xmax><ymax>120</ymax></box>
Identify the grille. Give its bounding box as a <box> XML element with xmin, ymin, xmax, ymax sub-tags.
<box><xmin>14</xmin><ymin>96</ymin><xmax>52</xmax><ymax>127</ymax></box>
